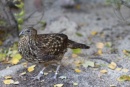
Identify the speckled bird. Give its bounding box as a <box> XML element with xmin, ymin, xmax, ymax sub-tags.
<box><xmin>18</xmin><ymin>27</ymin><xmax>90</xmax><ymax>80</ymax></box>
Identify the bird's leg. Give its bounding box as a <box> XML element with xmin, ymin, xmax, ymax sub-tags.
<box><xmin>52</xmin><ymin>65</ymin><xmax>61</xmax><ymax>80</ymax></box>
<box><xmin>32</xmin><ymin>67</ymin><xmax>45</xmax><ymax>81</ymax></box>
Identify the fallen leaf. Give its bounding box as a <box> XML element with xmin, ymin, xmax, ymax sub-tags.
<box><xmin>118</xmin><ymin>75</ymin><xmax>130</xmax><ymax>81</ymax></box>
<box><xmin>72</xmin><ymin>54</ymin><xmax>78</xmax><ymax>58</ymax></box>
<box><xmin>100</xmin><ymin>69</ymin><xmax>107</xmax><ymax>74</ymax></box>
<box><xmin>108</xmin><ymin>62</ymin><xmax>117</xmax><ymax>70</ymax></box>
<box><xmin>122</xmin><ymin>68</ymin><xmax>129</xmax><ymax>73</ymax></box>
<box><xmin>96</xmin><ymin>42</ymin><xmax>104</xmax><ymax>49</ymax></box>
<box><xmin>72</xmin><ymin>49</ymin><xmax>81</xmax><ymax>54</ymax></box>
<box><xmin>0</xmin><ymin>53</ymin><xmax>6</xmax><ymax>62</ymax></box>
<box><xmin>110</xmin><ymin>85</ymin><xmax>116</xmax><ymax>87</ymax></box>
<box><xmin>91</xmin><ymin>31</ymin><xmax>98</xmax><ymax>36</ymax></box>
<box><xmin>82</xmin><ymin>60</ymin><xmax>95</xmax><ymax>68</ymax></box>
<box><xmin>115</xmin><ymin>68</ymin><xmax>122</xmax><ymax>71</ymax></box>
<box><xmin>105</xmin><ymin>42</ymin><xmax>112</xmax><ymax>48</ymax></box>
<box><xmin>74</xmin><ymin>60</ymin><xmax>82</xmax><ymax>67</ymax></box>
<box><xmin>10</xmin><ymin>53</ymin><xmax>22</xmax><ymax>65</ymax></box>
<box><xmin>76</xmin><ymin>32</ymin><xmax>83</xmax><ymax>37</ymax></box>
<box><xmin>27</xmin><ymin>65</ymin><xmax>36</xmax><ymax>72</ymax></box>
<box><xmin>44</xmin><ymin>72</ymin><xmax>48</xmax><ymax>75</ymax></box>
<box><xmin>59</xmin><ymin>76</ymin><xmax>67</xmax><ymax>80</ymax></box>
<box><xmin>74</xmin><ymin>68</ymin><xmax>81</xmax><ymax>73</ymax></box>
<box><xmin>3</xmin><ymin>79</ymin><xmax>14</xmax><ymax>84</ymax></box>
<box><xmin>4</xmin><ymin>76</ymin><xmax>12</xmax><ymax>79</ymax></box>
<box><xmin>97</xmin><ymin>49</ymin><xmax>103</xmax><ymax>55</ymax></box>
<box><xmin>19</xmin><ymin>72</ymin><xmax>26</xmax><ymax>76</ymax></box>
<box><xmin>54</xmin><ymin>84</ymin><xmax>63</xmax><ymax>87</ymax></box>
<box><xmin>73</xmin><ymin>82</ymin><xmax>78</xmax><ymax>86</ymax></box>
<box><xmin>13</xmin><ymin>81</ymin><xmax>19</xmax><ymax>85</ymax></box>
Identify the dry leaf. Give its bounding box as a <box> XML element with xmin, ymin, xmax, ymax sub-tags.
<box><xmin>3</xmin><ymin>79</ymin><xmax>14</xmax><ymax>84</ymax></box>
<box><xmin>115</xmin><ymin>68</ymin><xmax>122</xmax><ymax>71</ymax></box>
<box><xmin>10</xmin><ymin>53</ymin><xmax>22</xmax><ymax>65</ymax></box>
<box><xmin>73</xmin><ymin>82</ymin><xmax>78</xmax><ymax>86</ymax></box>
<box><xmin>96</xmin><ymin>42</ymin><xmax>104</xmax><ymax>49</ymax></box>
<box><xmin>118</xmin><ymin>75</ymin><xmax>130</xmax><ymax>81</ymax></box>
<box><xmin>75</xmin><ymin>68</ymin><xmax>81</xmax><ymax>73</ymax></box>
<box><xmin>97</xmin><ymin>49</ymin><xmax>103</xmax><ymax>55</ymax></box>
<box><xmin>100</xmin><ymin>69</ymin><xmax>107</xmax><ymax>74</ymax></box>
<box><xmin>74</xmin><ymin>60</ymin><xmax>82</xmax><ymax>67</ymax></box>
<box><xmin>110</xmin><ymin>85</ymin><xmax>116</xmax><ymax>87</ymax></box>
<box><xmin>59</xmin><ymin>76</ymin><xmax>67</xmax><ymax>80</ymax></box>
<box><xmin>122</xmin><ymin>68</ymin><xmax>129</xmax><ymax>73</ymax></box>
<box><xmin>91</xmin><ymin>31</ymin><xmax>98</xmax><ymax>36</ymax></box>
<box><xmin>72</xmin><ymin>54</ymin><xmax>78</xmax><ymax>58</ymax></box>
<box><xmin>13</xmin><ymin>81</ymin><xmax>19</xmax><ymax>85</ymax></box>
<box><xmin>54</xmin><ymin>84</ymin><xmax>63</xmax><ymax>87</ymax></box>
<box><xmin>82</xmin><ymin>60</ymin><xmax>95</xmax><ymax>68</ymax></box>
<box><xmin>108</xmin><ymin>62</ymin><xmax>117</xmax><ymax>70</ymax></box>
<box><xmin>27</xmin><ymin>65</ymin><xmax>36</xmax><ymax>72</ymax></box>
<box><xmin>44</xmin><ymin>72</ymin><xmax>48</xmax><ymax>75</ymax></box>
<box><xmin>19</xmin><ymin>72</ymin><xmax>26</xmax><ymax>76</ymax></box>
<box><xmin>4</xmin><ymin>76</ymin><xmax>12</xmax><ymax>79</ymax></box>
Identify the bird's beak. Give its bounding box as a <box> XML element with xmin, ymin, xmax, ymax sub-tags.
<box><xmin>19</xmin><ymin>31</ymin><xmax>24</xmax><ymax>36</ymax></box>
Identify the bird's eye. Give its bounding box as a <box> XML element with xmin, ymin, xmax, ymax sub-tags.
<box><xmin>27</xmin><ymin>30</ymin><xmax>30</xmax><ymax>32</ymax></box>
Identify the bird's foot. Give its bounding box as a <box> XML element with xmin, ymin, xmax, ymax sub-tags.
<box><xmin>31</xmin><ymin>70</ymin><xmax>44</xmax><ymax>81</ymax></box>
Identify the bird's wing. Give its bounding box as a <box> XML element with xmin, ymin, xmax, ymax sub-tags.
<box><xmin>36</xmin><ymin>34</ymin><xmax>68</xmax><ymax>55</ymax></box>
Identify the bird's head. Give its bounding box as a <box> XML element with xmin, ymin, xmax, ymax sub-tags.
<box><xmin>19</xmin><ymin>27</ymin><xmax>37</xmax><ymax>36</ymax></box>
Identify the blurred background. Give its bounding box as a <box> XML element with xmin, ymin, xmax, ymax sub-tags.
<box><xmin>1</xmin><ymin>0</ymin><xmax>130</xmax><ymax>87</ymax></box>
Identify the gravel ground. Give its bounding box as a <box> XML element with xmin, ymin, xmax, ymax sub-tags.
<box><xmin>1</xmin><ymin>0</ymin><xmax>130</xmax><ymax>87</ymax></box>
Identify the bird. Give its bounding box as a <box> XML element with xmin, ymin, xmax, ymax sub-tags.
<box><xmin>18</xmin><ymin>27</ymin><xmax>90</xmax><ymax>80</ymax></box>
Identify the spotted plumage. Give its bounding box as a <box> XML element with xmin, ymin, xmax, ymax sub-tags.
<box><xmin>18</xmin><ymin>27</ymin><xmax>89</xmax><ymax>64</ymax></box>
<box><xmin>18</xmin><ymin>27</ymin><xmax>90</xmax><ymax>80</ymax></box>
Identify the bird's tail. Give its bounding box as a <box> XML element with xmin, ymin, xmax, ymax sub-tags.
<box><xmin>67</xmin><ymin>40</ymin><xmax>90</xmax><ymax>49</ymax></box>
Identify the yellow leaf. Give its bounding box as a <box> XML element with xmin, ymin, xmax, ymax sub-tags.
<box><xmin>75</xmin><ymin>4</ymin><xmax>81</xmax><ymax>10</ymax></box>
<box><xmin>27</xmin><ymin>65</ymin><xmax>36</xmax><ymax>72</ymax></box>
<box><xmin>3</xmin><ymin>79</ymin><xmax>14</xmax><ymax>84</ymax></box>
<box><xmin>73</xmin><ymin>82</ymin><xmax>78</xmax><ymax>86</ymax></box>
<box><xmin>91</xmin><ymin>31</ymin><xmax>98</xmax><ymax>36</ymax></box>
<box><xmin>115</xmin><ymin>68</ymin><xmax>122</xmax><ymax>71</ymax></box>
<box><xmin>122</xmin><ymin>68</ymin><xmax>129</xmax><ymax>73</ymax></box>
<box><xmin>4</xmin><ymin>76</ymin><xmax>12</xmax><ymax>79</ymax></box>
<box><xmin>72</xmin><ymin>54</ymin><xmax>78</xmax><ymax>58</ymax></box>
<box><xmin>10</xmin><ymin>53</ymin><xmax>22</xmax><ymax>65</ymax></box>
<box><xmin>100</xmin><ymin>69</ymin><xmax>107</xmax><ymax>74</ymax></box>
<box><xmin>74</xmin><ymin>60</ymin><xmax>82</xmax><ymax>67</ymax></box>
<box><xmin>54</xmin><ymin>84</ymin><xmax>63</xmax><ymax>87</ymax></box>
<box><xmin>123</xmin><ymin>50</ymin><xmax>127</xmax><ymax>54</ymax></box>
<box><xmin>96</xmin><ymin>42</ymin><xmax>104</xmax><ymax>49</ymax></box>
<box><xmin>118</xmin><ymin>75</ymin><xmax>130</xmax><ymax>81</ymax></box>
<box><xmin>19</xmin><ymin>72</ymin><xmax>26</xmax><ymax>76</ymax></box>
<box><xmin>75</xmin><ymin>68</ymin><xmax>81</xmax><ymax>73</ymax></box>
<box><xmin>108</xmin><ymin>62</ymin><xmax>117</xmax><ymax>70</ymax></box>
<box><xmin>97</xmin><ymin>49</ymin><xmax>103</xmax><ymax>55</ymax></box>
<box><xmin>12</xmin><ymin>53</ymin><xmax>22</xmax><ymax>60</ymax></box>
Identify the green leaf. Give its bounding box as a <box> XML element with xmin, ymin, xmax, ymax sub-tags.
<box><xmin>82</xmin><ymin>60</ymin><xmax>95</xmax><ymax>68</ymax></box>
<box><xmin>76</xmin><ymin>32</ymin><xmax>83</xmax><ymax>37</ymax></box>
<box><xmin>118</xmin><ymin>75</ymin><xmax>130</xmax><ymax>81</ymax></box>
<box><xmin>72</xmin><ymin>49</ymin><xmax>81</xmax><ymax>54</ymax></box>
<box><xmin>0</xmin><ymin>53</ymin><xmax>6</xmax><ymax>62</ymax></box>
<box><xmin>59</xmin><ymin>76</ymin><xmax>67</xmax><ymax>80</ymax></box>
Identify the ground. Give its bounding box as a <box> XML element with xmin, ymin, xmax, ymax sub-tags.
<box><xmin>1</xmin><ymin>0</ymin><xmax>130</xmax><ymax>87</ymax></box>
